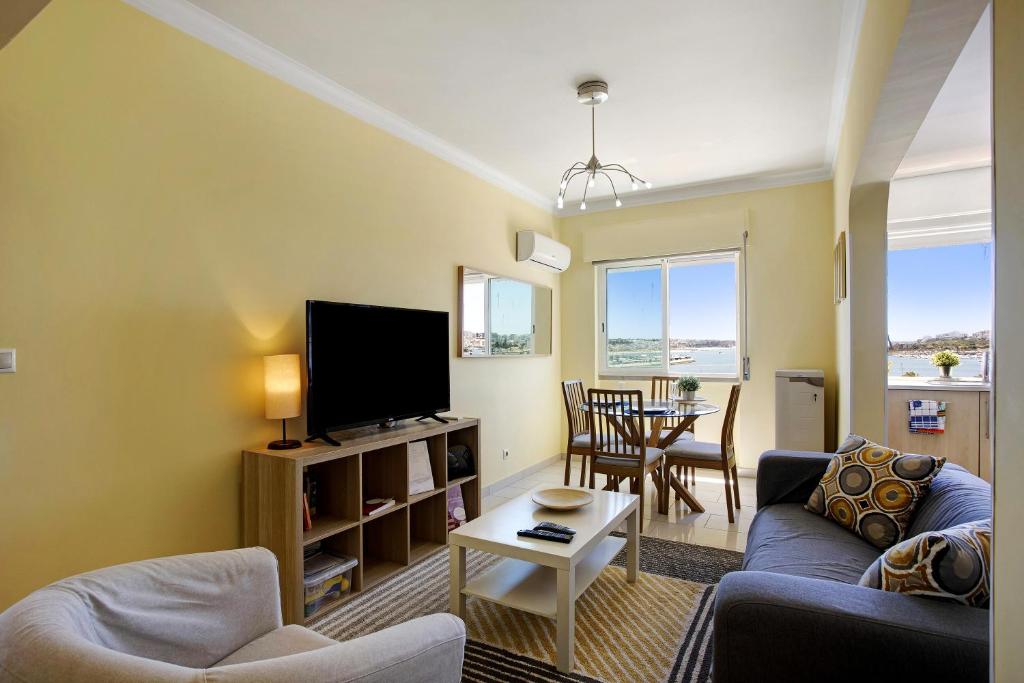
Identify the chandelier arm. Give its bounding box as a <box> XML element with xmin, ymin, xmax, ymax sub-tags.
<box><xmin>580</xmin><ymin>174</ymin><xmax>591</xmax><ymax>207</ymax></box>
<box><xmin>599</xmin><ymin>164</ymin><xmax>638</xmax><ymax>179</ymax></box>
<box><xmin>597</xmin><ymin>171</ymin><xmax>621</xmax><ymax>202</ymax></box>
<box><xmin>560</xmin><ymin>162</ymin><xmax>587</xmax><ymax>183</ymax></box>
<box><xmin>563</xmin><ymin>168</ymin><xmax>589</xmax><ymax>190</ymax></box>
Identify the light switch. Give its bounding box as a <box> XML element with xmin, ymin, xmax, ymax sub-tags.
<box><xmin>0</xmin><ymin>349</ymin><xmax>15</xmax><ymax>373</ymax></box>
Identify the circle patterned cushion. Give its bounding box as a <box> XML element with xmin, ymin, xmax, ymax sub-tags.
<box><xmin>858</xmin><ymin>518</ymin><xmax>991</xmax><ymax>607</ymax></box>
<box><xmin>805</xmin><ymin>434</ymin><xmax>945</xmax><ymax>549</ymax></box>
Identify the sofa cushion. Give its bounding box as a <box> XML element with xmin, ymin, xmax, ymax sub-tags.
<box><xmin>744</xmin><ymin>503</ymin><xmax>882</xmax><ymax>583</ymax></box>
<box><xmin>213</xmin><ymin>625</ymin><xmax>336</xmax><ymax>667</ymax></box>
<box><xmin>859</xmin><ymin>518</ymin><xmax>991</xmax><ymax>607</ymax></box>
<box><xmin>805</xmin><ymin>434</ymin><xmax>945</xmax><ymax>549</ymax></box>
<box><xmin>907</xmin><ymin>464</ymin><xmax>991</xmax><ymax>536</ymax></box>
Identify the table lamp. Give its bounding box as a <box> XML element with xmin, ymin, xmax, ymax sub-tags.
<box><xmin>264</xmin><ymin>353</ymin><xmax>302</xmax><ymax>450</ymax></box>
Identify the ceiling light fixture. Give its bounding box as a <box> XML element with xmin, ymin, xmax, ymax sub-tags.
<box><xmin>558</xmin><ymin>80</ymin><xmax>651</xmax><ymax>211</ymax></box>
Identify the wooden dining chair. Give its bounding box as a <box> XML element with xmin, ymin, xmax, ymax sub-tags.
<box><xmin>586</xmin><ymin>388</ymin><xmax>665</xmax><ymax>532</ymax></box>
<box><xmin>663</xmin><ymin>384</ymin><xmax>742</xmax><ymax>522</ymax></box>
<box><xmin>561</xmin><ymin>379</ymin><xmax>599</xmax><ymax>486</ymax></box>
<box><xmin>650</xmin><ymin>376</ymin><xmax>696</xmax><ymax>484</ymax></box>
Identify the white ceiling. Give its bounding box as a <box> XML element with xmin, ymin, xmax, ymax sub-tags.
<box><xmin>896</xmin><ymin>5</ymin><xmax>991</xmax><ymax>178</ymax></box>
<box><xmin>139</xmin><ymin>0</ymin><xmax>862</xmax><ymax>212</ymax></box>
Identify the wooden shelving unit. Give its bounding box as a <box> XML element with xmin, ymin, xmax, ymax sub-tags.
<box><xmin>242</xmin><ymin>417</ymin><xmax>480</xmax><ymax>625</ymax></box>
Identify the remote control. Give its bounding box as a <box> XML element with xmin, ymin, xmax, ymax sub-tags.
<box><xmin>517</xmin><ymin>529</ymin><xmax>573</xmax><ymax>543</ymax></box>
<box><xmin>534</xmin><ymin>522</ymin><xmax>576</xmax><ymax>535</ymax></box>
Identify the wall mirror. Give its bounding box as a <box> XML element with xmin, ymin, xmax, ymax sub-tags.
<box><xmin>458</xmin><ymin>266</ymin><xmax>552</xmax><ymax>357</ymax></box>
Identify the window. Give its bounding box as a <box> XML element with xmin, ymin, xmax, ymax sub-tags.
<box><xmin>887</xmin><ymin>242</ymin><xmax>992</xmax><ymax>378</ymax></box>
<box><xmin>598</xmin><ymin>251</ymin><xmax>742</xmax><ymax>378</ymax></box>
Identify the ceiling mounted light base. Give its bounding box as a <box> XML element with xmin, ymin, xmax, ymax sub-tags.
<box><xmin>576</xmin><ymin>80</ymin><xmax>609</xmax><ymax>105</ymax></box>
<box><xmin>558</xmin><ymin>79</ymin><xmax>651</xmax><ymax>211</ymax></box>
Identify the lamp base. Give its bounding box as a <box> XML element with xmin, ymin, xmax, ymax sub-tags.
<box><xmin>268</xmin><ymin>439</ymin><xmax>302</xmax><ymax>450</ymax></box>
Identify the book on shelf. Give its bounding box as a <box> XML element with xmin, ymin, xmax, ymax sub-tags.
<box><xmin>302</xmin><ymin>493</ymin><xmax>313</xmax><ymax>531</ymax></box>
<box><xmin>363</xmin><ymin>497</ymin><xmax>396</xmax><ymax>517</ymax></box>
<box><xmin>408</xmin><ymin>440</ymin><xmax>435</xmax><ymax>495</ymax></box>
<box><xmin>447</xmin><ymin>486</ymin><xmax>467</xmax><ymax>531</ymax></box>
<box><xmin>303</xmin><ymin>470</ymin><xmax>318</xmax><ymax>517</ymax></box>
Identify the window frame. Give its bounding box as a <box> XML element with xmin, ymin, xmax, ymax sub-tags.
<box><xmin>596</xmin><ymin>249</ymin><xmax>744</xmax><ymax>381</ymax></box>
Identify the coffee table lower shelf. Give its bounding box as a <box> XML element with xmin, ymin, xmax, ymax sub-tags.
<box><xmin>460</xmin><ymin>535</ymin><xmax>626</xmax><ymax>619</ymax></box>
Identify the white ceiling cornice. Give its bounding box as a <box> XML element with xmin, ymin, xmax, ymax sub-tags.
<box><xmin>825</xmin><ymin>0</ymin><xmax>867</xmax><ymax>172</ymax></box>
<box><xmin>122</xmin><ymin>0</ymin><xmax>553</xmax><ymax>211</ymax></box>
<box><xmin>555</xmin><ymin>166</ymin><xmax>832</xmax><ymax>217</ymax></box>
<box><xmin>123</xmin><ymin>0</ymin><xmax>863</xmax><ymax>217</ymax></box>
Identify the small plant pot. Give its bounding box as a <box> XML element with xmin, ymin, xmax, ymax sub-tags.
<box><xmin>680</xmin><ymin>390</ymin><xmax>696</xmax><ymax>401</ymax></box>
<box><xmin>939</xmin><ymin>365</ymin><xmax>952</xmax><ymax>378</ymax></box>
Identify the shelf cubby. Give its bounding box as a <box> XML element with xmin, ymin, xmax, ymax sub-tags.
<box><xmin>445</xmin><ymin>423</ymin><xmax>480</xmax><ymax>483</ymax></box>
<box><xmin>303</xmin><ymin>454</ymin><xmax>360</xmax><ymax>546</ymax></box>
<box><xmin>410</xmin><ymin>493</ymin><xmax>447</xmax><ymax>566</ymax></box>
<box><xmin>362</xmin><ymin>443</ymin><xmax>408</xmax><ymax>509</ymax></box>
<box><xmin>408</xmin><ymin>433</ymin><xmax>448</xmax><ymax>504</ymax></box>
<box><xmin>362</xmin><ymin>509</ymin><xmax>409</xmax><ymax>590</ymax></box>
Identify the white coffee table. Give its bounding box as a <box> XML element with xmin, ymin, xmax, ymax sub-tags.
<box><xmin>448</xmin><ymin>487</ymin><xmax>640</xmax><ymax>673</ymax></box>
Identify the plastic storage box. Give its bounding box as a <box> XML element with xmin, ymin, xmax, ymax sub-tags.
<box><xmin>303</xmin><ymin>553</ymin><xmax>358</xmax><ymax>618</ymax></box>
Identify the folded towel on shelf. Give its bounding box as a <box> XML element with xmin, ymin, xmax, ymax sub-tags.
<box><xmin>908</xmin><ymin>399</ymin><xmax>946</xmax><ymax>434</ymax></box>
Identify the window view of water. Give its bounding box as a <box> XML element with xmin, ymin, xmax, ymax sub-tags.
<box><xmin>888</xmin><ymin>355</ymin><xmax>984</xmax><ymax>378</ymax></box>
<box><xmin>604</xmin><ymin>256</ymin><xmax>738</xmax><ymax>375</ymax></box>
<box><xmin>888</xmin><ymin>243</ymin><xmax>991</xmax><ymax>380</ymax></box>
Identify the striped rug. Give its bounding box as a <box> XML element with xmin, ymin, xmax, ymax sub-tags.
<box><xmin>309</xmin><ymin>534</ymin><xmax>743</xmax><ymax>683</ymax></box>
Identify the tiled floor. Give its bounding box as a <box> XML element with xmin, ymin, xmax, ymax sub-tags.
<box><xmin>482</xmin><ymin>459</ymin><xmax>756</xmax><ymax>553</ymax></box>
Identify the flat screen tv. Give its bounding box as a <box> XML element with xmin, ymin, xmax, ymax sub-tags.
<box><xmin>306</xmin><ymin>300</ymin><xmax>450</xmax><ymax>441</ymax></box>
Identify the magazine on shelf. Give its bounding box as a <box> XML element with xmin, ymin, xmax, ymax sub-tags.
<box><xmin>408</xmin><ymin>441</ymin><xmax>435</xmax><ymax>495</ymax></box>
<box><xmin>447</xmin><ymin>486</ymin><xmax>467</xmax><ymax>531</ymax></box>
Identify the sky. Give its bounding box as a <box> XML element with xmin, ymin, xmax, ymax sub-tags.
<box><xmin>606</xmin><ymin>261</ymin><xmax>737</xmax><ymax>340</ymax></box>
<box><xmin>888</xmin><ymin>243</ymin><xmax>992</xmax><ymax>341</ymax></box>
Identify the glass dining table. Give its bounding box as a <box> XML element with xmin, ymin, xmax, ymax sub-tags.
<box><xmin>581</xmin><ymin>399</ymin><xmax>720</xmax><ymax>515</ymax></box>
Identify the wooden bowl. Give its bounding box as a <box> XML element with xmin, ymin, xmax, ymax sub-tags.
<box><xmin>531</xmin><ymin>488</ymin><xmax>594</xmax><ymax>511</ymax></box>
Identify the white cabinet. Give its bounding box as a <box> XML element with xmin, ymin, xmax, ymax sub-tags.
<box><xmin>775</xmin><ymin>370</ymin><xmax>825</xmax><ymax>451</ymax></box>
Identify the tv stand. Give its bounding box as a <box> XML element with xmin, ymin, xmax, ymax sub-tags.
<box><xmin>305</xmin><ymin>434</ymin><xmax>341</xmax><ymax>447</ymax></box>
<box><xmin>243</xmin><ymin>417</ymin><xmax>481</xmax><ymax>625</ymax></box>
<box><xmin>416</xmin><ymin>414</ymin><xmax>450</xmax><ymax>425</ymax></box>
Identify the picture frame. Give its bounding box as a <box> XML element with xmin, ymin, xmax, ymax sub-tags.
<box><xmin>834</xmin><ymin>231</ymin><xmax>847</xmax><ymax>304</ymax></box>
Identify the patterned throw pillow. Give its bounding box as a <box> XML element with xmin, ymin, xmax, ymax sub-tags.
<box><xmin>805</xmin><ymin>435</ymin><xmax>945</xmax><ymax>549</ymax></box>
<box><xmin>858</xmin><ymin>519</ymin><xmax>991</xmax><ymax>607</ymax></box>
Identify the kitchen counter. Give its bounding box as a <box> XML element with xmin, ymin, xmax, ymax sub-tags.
<box><xmin>887</xmin><ymin>377</ymin><xmax>990</xmax><ymax>392</ymax></box>
<box><xmin>886</xmin><ymin>382</ymin><xmax>992</xmax><ymax>482</ymax></box>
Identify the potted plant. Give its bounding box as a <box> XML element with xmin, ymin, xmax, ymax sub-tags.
<box><xmin>676</xmin><ymin>375</ymin><xmax>701</xmax><ymax>401</ymax></box>
<box><xmin>931</xmin><ymin>350</ymin><xmax>960</xmax><ymax>379</ymax></box>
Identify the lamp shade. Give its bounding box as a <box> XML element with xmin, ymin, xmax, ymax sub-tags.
<box><xmin>264</xmin><ymin>354</ymin><xmax>301</xmax><ymax>420</ymax></box>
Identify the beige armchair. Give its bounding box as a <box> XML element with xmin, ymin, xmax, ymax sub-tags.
<box><xmin>0</xmin><ymin>547</ymin><xmax>465</xmax><ymax>682</ymax></box>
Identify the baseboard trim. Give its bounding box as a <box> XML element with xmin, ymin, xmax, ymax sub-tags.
<box><xmin>483</xmin><ymin>454</ymin><xmax>563</xmax><ymax>497</ymax></box>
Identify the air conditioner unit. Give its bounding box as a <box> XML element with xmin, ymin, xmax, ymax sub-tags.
<box><xmin>516</xmin><ymin>231</ymin><xmax>572</xmax><ymax>273</ymax></box>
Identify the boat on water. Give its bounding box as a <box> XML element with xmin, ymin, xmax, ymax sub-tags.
<box><xmin>669</xmin><ymin>355</ymin><xmax>695</xmax><ymax>365</ymax></box>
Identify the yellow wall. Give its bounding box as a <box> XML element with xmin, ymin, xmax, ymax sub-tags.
<box><xmin>831</xmin><ymin>0</ymin><xmax>909</xmax><ymax>439</ymax></box>
<box><xmin>559</xmin><ymin>182</ymin><xmax>837</xmax><ymax>468</ymax></box>
<box><xmin>0</xmin><ymin>0</ymin><xmax>563</xmax><ymax>609</ymax></box>
<box><xmin>992</xmin><ymin>0</ymin><xmax>1023</xmax><ymax>677</ymax></box>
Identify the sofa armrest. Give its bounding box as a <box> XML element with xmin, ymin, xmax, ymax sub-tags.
<box><xmin>713</xmin><ymin>571</ymin><xmax>988</xmax><ymax>683</ymax></box>
<box><xmin>756</xmin><ymin>450</ymin><xmax>833</xmax><ymax>508</ymax></box>
<box><xmin>205</xmin><ymin>613</ymin><xmax>466</xmax><ymax>683</ymax></box>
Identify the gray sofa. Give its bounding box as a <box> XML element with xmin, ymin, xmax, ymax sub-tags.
<box><xmin>713</xmin><ymin>450</ymin><xmax>991</xmax><ymax>683</ymax></box>
<box><xmin>0</xmin><ymin>547</ymin><xmax>466</xmax><ymax>682</ymax></box>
